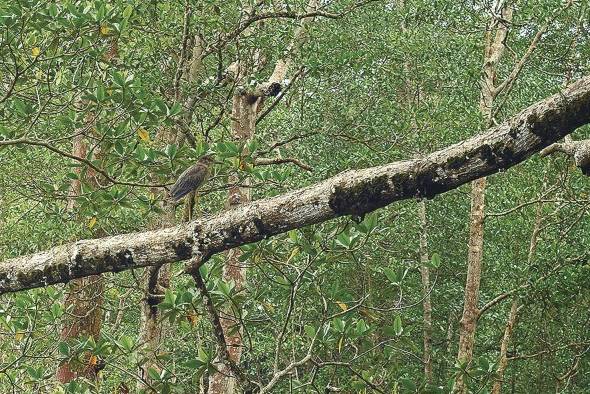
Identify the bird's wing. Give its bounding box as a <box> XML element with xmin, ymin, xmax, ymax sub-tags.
<box><xmin>170</xmin><ymin>164</ymin><xmax>209</xmax><ymax>201</ymax></box>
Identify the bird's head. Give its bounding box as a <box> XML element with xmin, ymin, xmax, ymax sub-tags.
<box><xmin>199</xmin><ymin>151</ymin><xmax>223</xmax><ymax>165</ymax></box>
<box><xmin>199</xmin><ymin>152</ymin><xmax>216</xmax><ymax>164</ymax></box>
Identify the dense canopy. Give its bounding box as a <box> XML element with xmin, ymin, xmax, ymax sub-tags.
<box><xmin>0</xmin><ymin>1</ymin><xmax>589</xmax><ymax>393</ymax></box>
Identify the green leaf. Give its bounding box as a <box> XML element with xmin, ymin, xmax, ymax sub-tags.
<box><xmin>185</xmin><ymin>358</ymin><xmax>205</xmax><ymax>370</ymax></box>
<box><xmin>147</xmin><ymin>367</ymin><xmax>161</xmax><ymax>381</ymax></box>
<box><xmin>168</xmin><ymin>102</ymin><xmax>182</xmax><ymax>116</ymax></box>
<box><xmin>164</xmin><ymin>144</ymin><xmax>178</xmax><ymax>159</ymax></box>
<box><xmin>117</xmin><ymin>335</ymin><xmax>135</xmax><ymax>352</ymax></box>
<box><xmin>197</xmin><ymin>345</ymin><xmax>210</xmax><ymax>363</ymax></box>
<box><xmin>50</xmin><ymin>303</ymin><xmax>63</xmax><ymax>318</ymax></box>
<box><xmin>96</xmin><ymin>85</ymin><xmax>106</xmax><ymax>102</ymax></box>
<box><xmin>112</xmin><ymin>71</ymin><xmax>125</xmax><ymax>87</ymax></box>
<box><xmin>304</xmin><ymin>324</ymin><xmax>315</xmax><ymax>338</ymax></box>
<box><xmin>333</xmin><ymin>318</ymin><xmax>345</xmax><ymax>333</ymax></box>
<box><xmin>383</xmin><ymin>268</ymin><xmax>398</xmax><ymax>284</ymax></box>
<box><xmin>288</xmin><ymin>230</ymin><xmax>298</xmax><ymax>243</ymax></box>
<box><xmin>114</xmin><ymin>141</ymin><xmax>125</xmax><ymax>155</ymax></box>
<box><xmin>58</xmin><ymin>341</ymin><xmax>70</xmax><ymax>356</ymax></box>
<box><xmin>122</xmin><ymin>4</ymin><xmax>133</xmax><ymax>19</ymax></box>
<box><xmin>335</xmin><ymin>232</ymin><xmax>351</xmax><ymax>248</ymax></box>
<box><xmin>430</xmin><ymin>253</ymin><xmax>441</xmax><ymax>269</ymax></box>
<box><xmin>478</xmin><ymin>356</ymin><xmax>490</xmax><ymax>371</ymax></box>
<box><xmin>49</xmin><ymin>4</ymin><xmax>58</xmax><ymax>17</ymax></box>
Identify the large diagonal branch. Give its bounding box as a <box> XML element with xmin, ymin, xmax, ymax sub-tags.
<box><xmin>1</xmin><ymin>76</ymin><xmax>590</xmax><ymax>294</ymax></box>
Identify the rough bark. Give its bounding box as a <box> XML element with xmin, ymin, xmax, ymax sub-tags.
<box><xmin>137</xmin><ymin>16</ymin><xmax>205</xmax><ymax>389</ymax></box>
<box><xmin>540</xmin><ymin>136</ymin><xmax>590</xmax><ymax>175</ymax></box>
<box><xmin>1</xmin><ymin>75</ymin><xmax>590</xmax><ymax>294</ymax></box>
<box><xmin>137</xmin><ymin>257</ymin><xmax>171</xmax><ymax>391</ymax></box>
<box><xmin>454</xmin><ymin>176</ymin><xmax>486</xmax><ymax>387</ymax></box>
<box><xmin>208</xmin><ymin>3</ymin><xmax>318</xmax><ymax>391</ymax></box>
<box><xmin>454</xmin><ymin>6</ymin><xmax>512</xmax><ymax>392</ymax></box>
<box><xmin>418</xmin><ymin>200</ymin><xmax>433</xmax><ymax>383</ymax></box>
<box><xmin>57</xmin><ymin>103</ymin><xmax>105</xmax><ymax>383</ymax></box>
<box><xmin>208</xmin><ymin>87</ymin><xmax>258</xmax><ymax>394</ymax></box>
<box><xmin>56</xmin><ymin>275</ymin><xmax>105</xmax><ymax>383</ymax></box>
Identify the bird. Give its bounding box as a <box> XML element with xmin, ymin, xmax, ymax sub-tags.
<box><xmin>169</xmin><ymin>153</ymin><xmax>216</xmax><ymax>202</ymax></box>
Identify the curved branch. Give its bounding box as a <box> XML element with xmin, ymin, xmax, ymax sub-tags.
<box><xmin>0</xmin><ymin>138</ymin><xmax>170</xmax><ymax>188</ymax></box>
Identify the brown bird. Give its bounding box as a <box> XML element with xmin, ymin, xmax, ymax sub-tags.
<box><xmin>169</xmin><ymin>154</ymin><xmax>216</xmax><ymax>202</ymax></box>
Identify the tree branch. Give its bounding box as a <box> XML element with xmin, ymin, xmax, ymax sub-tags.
<box><xmin>1</xmin><ymin>76</ymin><xmax>590</xmax><ymax>294</ymax></box>
<box><xmin>254</xmin><ymin>157</ymin><xmax>313</xmax><ymax>172</ymax></box>
<box><xmin>191</xmin><ymin>267</ymin><xmax>248</xmax><ymax>389</ymax></box>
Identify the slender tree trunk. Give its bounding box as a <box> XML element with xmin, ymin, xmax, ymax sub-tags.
<box><xmin>440</xmin><ymin>309</ymin><xmax>456</xmax><ymax>379</ymax></box>
<box><xmin>399</xmin><ymin>3</ymin><xmax>433</xmax><ymax>381</ymax></box>
<box><xmin>207</xmin><ymin>2</ymin><xmax>317</xmax><ymax>390</ymax></box>
<box><xmin>491</xmin><ymin>299</ymin><xmax>518</xmax><ymax>394</ymax></box>
<box><xmin>419</xmin><ymin>200</ymin><xmax>433</xmax><ymax>383</ymax></box>
<box><xmin>137</xmin><ymin>140</ymin><xmax>175</xmax><ymax>391</ymax></box>
<box><xmin>454</xmin><ymin>176</ymin><xmax>486</xmax><ymax>393</ymax></box>
<box><xmin>454</xmin><ymin>5</ymin><xmax>512</xmax><ymax>393</ymax></box>
<box><xmin>491</xmin><ymin>176</ymin><xmax>546</xmax><ymax>393</ymax></box>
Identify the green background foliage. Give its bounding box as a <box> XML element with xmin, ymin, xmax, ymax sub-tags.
<box><xmin>0</xmin><ymin>0</ymin><xmax>589</xmax><ymax>392</ymax></box>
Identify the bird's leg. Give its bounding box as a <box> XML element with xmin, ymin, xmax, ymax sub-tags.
<box><xmin>183</xmin><ymin>191</ymin><xmax>196</xmax><ymax>222</ymax></box>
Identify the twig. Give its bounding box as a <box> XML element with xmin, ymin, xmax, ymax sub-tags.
<box><xmin>191</xmin><ymin>267</ymin><xmax>249</xmax><ymax>390</ymax></box>
<box><xmin>254</xmin><ymin>157</ymin><xmax>313</xmax><ymax>172</ymax></box>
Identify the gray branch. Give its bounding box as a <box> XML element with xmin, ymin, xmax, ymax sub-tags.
<box><xmin>540</xmin><ymin>136</ymin><xmax>590</xmax><ymax>175</ymax></box>
<box><xmin>1</xmin><ymin>76</ymin><xmax>590</xmax><ymax>294</ymax></box>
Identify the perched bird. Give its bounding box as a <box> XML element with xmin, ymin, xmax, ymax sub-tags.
<box><xmin>169</xmin><ymin>153</ymin><xmax>216</xmax><ymax>202</ymax></box>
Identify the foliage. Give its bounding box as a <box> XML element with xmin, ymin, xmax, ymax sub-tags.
<box><xmin>0</xmin><ymin>0</ymin><xmax>589</xmax><ymax>393</ymax></box>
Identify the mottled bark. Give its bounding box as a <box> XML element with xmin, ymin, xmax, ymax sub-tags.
<box><xmin>137</xmin><ymin>14</ymin><xmax>204</xmax><ymax>388</ymax></box>
<box><xmin>1</xmin><ymin>75</ymin><xmax>590</xmax><ymax>293</ymax></box>
<box><xmin>208</xmin><ymin>90</ymin><xmax>258</xmax><ymax>394</ymax></box>
<box><xmin>454</xmin><ymin>176</ymin><xmax>486</xmax><ymax>390</ymax></box>
<box><xmin>57</xmin><ymin>104</ymin><xmax>105</xmax><ymax>383</ymax></box>
<box><xmin>418</xmin><ymin>200</ymin><xmax>433</xmax><ymax>383</ymax></box>
<box><xmin>540</xmin><ymin>136</ymin><xmax>590</xmax><ymax>175</ymax></box>
<box><xmin>137</xmin><ymin>262</ymin><xmax>171</xmax><ymax>390</ymax></box>
<box><xmin>208</xmin><ymin>3</ymin><xmax>318</xmax><ymax>391</ymax></box>
<box><xmin>454</xmin><ymin>6</ymin><xmax>512</xmax><ymax>392</ymax></box>
<box><xmin>56</xmin><ymin>275</ymin><xmax>105</xmax><ymax>383</ymax></box>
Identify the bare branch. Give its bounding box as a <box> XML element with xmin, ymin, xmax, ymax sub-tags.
<box><xmin>254</xmin><ymin>157</ymin><xmax>313</xmax><ymax>172</ymax></box>
<box><xmin>0</xmin><ymin>138</ymin><xmax>169</xmax><ymax>188</ymax></box>
<box><xmin>191</xmin><ymin>267</ymin><xmax>249</xmax><ymax>389</ymax></box>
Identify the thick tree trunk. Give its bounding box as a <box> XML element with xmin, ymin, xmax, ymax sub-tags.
<box><xmin>56</xmin><ymin>275</ymin><xmax>104</xmax><ymax>383</ymax></box>
<box><xmin>418</xmin><ymin>200</ymin><xmax>433</xmax><ymax>383</ymax></box>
